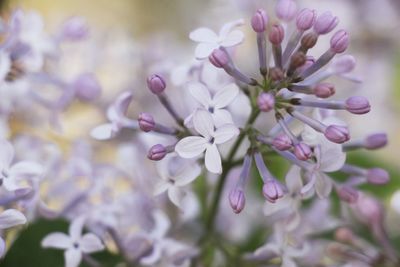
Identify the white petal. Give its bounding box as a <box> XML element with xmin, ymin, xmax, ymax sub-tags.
<box><xmin>282</xmin><ymin>256</ymin><xmax>297</xmax><ymax>267</ymax></box>
<box><xmin>3</xmin><ymin>178</ymin><xmax>24</xmax><ymax>192</ymax></box>
<box><xmin>168</xmin><ymin>187</ymin><xmax>186</xmax><ymax>208</ymax></box>
<box><xmin>220</xmin><ymin>30</ymin><xmax>244</xmax><ymax>47</ymax></box>
<box><xmin>285</xmin><ymin>166</ymin><xmax>303</xmax><ymax>193</ymax></box>
<box><xmin>0</xmin><ymin>139</ymin><xmax>14</xmax><ymax>168</ymax></box>
<box><xmin>107</xmin><ymin>91</ymin><xmax>133</xmax><ymax>122</ymax></box>
<box><xmin>315</xmin><ymin>173</ymin><xmax>333</xmax><ymax>198</ymax></box>
<box><xmin>194</xmin><ymin>43</ymin><xmax>219</xmax><ymax>60</ymax></box>
<box><xmin>213</xmin><ymin>124</ymin><xmax>239</xmax><ymax>144</ymax></box>
<box><xmin>90</xmin><ymin>123</ymin><xmax>116</xmax><ymax>140</ymax></box>
<box><xmin>285</xmin><ymin>211</ymin><xmax>301</xmax><ymax>231</ymax></box>
<box><xmin>153</xmin><ymin>180</ymin><xmax>170</xmax><ymax>196</ymax></box>
<box><xmin>188</xmin><ymin>82</ymin><xmax>211</xmax><ymax>108</ymax></box>
<box><xmin>300</xmin><ymin>173</ymin><xmax>316</xmax><ymax>196</ymax></box>
<box><xmin>69</xmin><ymin>216</ymin><xmax>85</xmax><ymax>242</ymax></box>
<box><xmin>174</xmin><ymin>163</ymin><xmax>201</xmax><ymax>186</ymax></box>
<box><xmin>212</xmin><ymin>109</ymin><xmax>233</xmax><ymax>127</ymax></box>
<box><xmin>9</xmin><ymin>161</ymin><xmax>43</xmax><ymax>177</ymax></box>
<box><xmin>213</xmin><ymin>83</ymin><xmax>239</xmax><ymax>109</ymax></box>
<box><xmin>151</xmin><ymin>210</ymin><xmax>170</xmax><ymax>238</ymax></box>
<box><xmin>205</xmin><ymin>144</ymin><xmax>222</xmax><ymax>174</ymax></box>
<box><xmin>65</xmin><ymin>248</ymin><xmax>82</xmax><ymax>267</ymax></box>
<box><xmin>175</xmin><ymin>136</ymin><xmax>208</xmax><ymax>158</ymax></box>
<box><xmin>219</xmin><ymin>19</ymin><xmax>244</xmax><ymax>38</ymax></box>
<box><xmin>140</xmin><ymin>243</ymin><xmax>161</xmax><ymax>265</ymax></box>
<box><xmin>79</xmin><ymin>233</ymin><xmax>104</xmax><ymax>253</ymax></box>
<box><xmin>189</xmin><ymin>27</ymin><xmax>218</xmax><ymax>43</ymax></box>
<box><xmin>319</xmin><ymin>139</ymin><xmax>346</xmax><ymax>172</ymax></box>
<box><xmin>0</xmin><ymin>209</ymin><xmax>26</xmax><ymax>229</ymax></box>
<box><xmin>41</xmin><ymin>232</ymin><xmax>72</xmax><ymax>250</ymax></box>
<box><xmin>193</xmin><ymin>110</ymin><xmax>214</xmax><ymax>138</ymax></box>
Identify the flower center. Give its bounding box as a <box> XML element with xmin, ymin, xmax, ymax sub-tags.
<box><xmin>208</xmin><ymin>106</ymin><xmax>215</xmax><ymax>113</ymax></box>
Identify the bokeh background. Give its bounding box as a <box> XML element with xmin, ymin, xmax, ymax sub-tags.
<box><xmin>0</xmin><ymin>0</ymin><xmax>399</xmax><ymax>266</ymax></box>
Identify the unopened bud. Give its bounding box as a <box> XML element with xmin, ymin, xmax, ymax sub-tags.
<box><xmin>337</xmin><ymin>186</ymin><xmax>359</xmax><ymax>203</ymax></box>
<box><xmin>73</xmin><ymin>73</ymin><xmax>101</xmax><ymax>101</ymax></box>
<box><xmin>330</xmin><ymin>30</ymin><xmax>349</xmax><ymax>53</ymax></box>
<box><xmin>251</xmin><ymin>9</ymin><xmax>268</xmax><ymax>32</ymax></box>
<box><xmin>275</xmin><ymin>0</ymin><xmax>297</xmax><ymax>21</ymax></box>
<box><xmin>367</xmin><ymin>168</ymin><xmax>390</xmax><ymax>185</ymax></box>
<box><xmin>272</xmin><ymin>134</ymin><xmax>292</xmax><ymax>150</ymax></box>
<box><xmin>313</xmin><ymin>83</ymin><xmax>335</xmax><ymax>98</ymax></box>
<box><xmin>138</xmin><ymin>112</ymin><xmax>155</xmax><ymax>132</ymax></box>
<box><xmin>300</xmin><ymin>32</ymin><xmax>318</xmax><ymax>49</ymax></box>
<box><xmin>257</xmin><ymin>93</ymin><xmax>275</xmax><ymax>112</ymax></box>
<box><xmin>345</xmin><ymin>96</ymin><xmax>371</xmax><ymax>114</ymax></box>
<box><xmin>263</xmin><ymin>180</ymin><xmax>284</xmax><ymax>203</ymax></box>
<box><xmin>268</xmin><ymin>24</ymin><xmax>284</xmax><ymax>45</ymax></box>
<box><xmin>314</xmin><ymin>11</ymin><xmax>339</xmax><ymax>34</ymax></box>
<box><xmin>364</xmin><ymin>133</ymin><xmax>387</xmax><ymax>150</ymax></box>
<box><xmin>209</xmin><ymin>48</ymin><xmax>230</xmax><ymax>68</ymax></box>
<box><xmin>147</xmin><ymin>74</ymin><xmax>166</xmax><ymax>95</ymax></box>
<box><xmin>324</xmin><ymin>125</ymin><xmax>350</xmax><ymax>144</ymax></box>
<box><xmin>229</xmin><ymin>188</ymin><xmax>246</xmax><ymax>214</ymax></box>
<box><xmin>294</xmin><ymin>143</ymin><xmax>312</xmax><ymax>161</ymax></box>
<box><xmin>296</xmin><ymin>8</ymin><xmax>316</xmax><ymax>31</ymax></box>
<box><xmin>147</xmin><ymin>144</ymin><xmax>167</xmax><ymax>161</ymax></box>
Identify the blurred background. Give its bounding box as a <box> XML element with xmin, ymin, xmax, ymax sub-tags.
<box><xmin>0</xmin><ymin>0</ymin><xmax>400</xmax><ymax>265</ymax></box>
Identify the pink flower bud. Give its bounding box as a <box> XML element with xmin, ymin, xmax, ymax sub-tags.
<box><xmin>263</xmin><ymin>180</ymin><xmax>284</xmax><ymax>203</ymax></box>
<box><xmin>275</xmin><ymin>0</ymin><xmax>297</xmax><ymax>21</ymax></box>
<box><xmin>272</xmin><ymin>134</ymin><xmax>292</xmax><ymax>150</ymax></box>
<box><xmin>330</xmin><ymin>30</ymin><xmax>349</xmax><ymax>53</ymax></box>
<box><xmin>147</xmin><ymin>74</ymin><xmax>166</xmax><ymax>95</ymax></box>
<box><xmin>337</xmin><ymin>186</ymin><xmax>359</xmax><ymax>203</ymax></box>
<box><xmin>60</xmin><ymin>16</ymin><xmax>89</xmax><ymax>41</ymax></box>
<box><xmin>364</xmin><ymin>133</ymin><xmax>387</xmax><ymax>150</ymax></box>
<box><xmin>313</xmin><ymin>83</ymin><xmax>335</xmax><ymax>98</ymax></box>
<box><xmin>296</xmin><ymin>8</ymin><xmax>316</xmax><ymax>31</ymax></box>
<box><xmin>345</xmin><ymin>96</ymin><xmax>371</xmax><ymax>114</ymax></box>
<box><xmin>354</xmin><ymin>194</ymin><xmax>383</xmax><ymax>224</ymax></box>
<box><xmin>138</xmin><ymin>112</ymin><xmax>155</xmax><ymax>132</ymax></box>
<box><xmin>367</xmin><ymin>168</ymin><xmax>390</xmax><ymax>185</ymax></box>
<box><xmin>294</xmin><ymin>143</ymin><xmax>312</xmax><ymax>161</ymax></box>
<box><xmin>147</xmin><ymin>144</ymin><xmax>167</xmax><ymax>161</ymax></box>
<box><xmin>268</xmin><ymin>24</ymin><xmax>284</xmax><ymax>45</ymax></box>
<box><xmin>324</xmin><ymin>125</ymin><xmax>350</xmax><ymax>144</ymax></box>
<box><xmin>257</xmin><ymin>93</ymin><xmax>275</xmax><ymax>112</ymax></box>
<box><xmin>297</xmin><ymin>56</ymin><xmax>315</xmax><ymax>73</ymax></box>
<box><xmin>209</xmin><ymin>48</ymin><xmax>230</xmax><ymax>68</ymax></box>
<box><xmin>251</xmin><ymin>9</ymin><xmax>268</xmax><ymax>32</ymax></box>
<box><xmin>73</xmin><ymin>73</ymin><xmax>101</xmax><ymax>101</ymax></box>
<box><xmin>314</xmin><ymin>11</ymin><xmax>339</xmax><ymax>35</ymax></box>
<box><xmin>229</xmin><ymin>188</ymin><xmax>246</xmax><ymax>214</ymax></box>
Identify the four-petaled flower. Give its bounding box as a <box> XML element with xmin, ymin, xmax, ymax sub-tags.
<box><xmin>189</xmin><ymin>19</ymin><xmax>245</xmax><ymax>59</ymax></box>
<box><xmin>185</xmin><ymin>82</ymin><xmax>239</xmax><ymax>127</ymax></box>
<box><xmin>175</xmin><ymin>110</ymin><xmax>239</xmax><ymax>174</ymax></box>
<box><xmin>41</xmin><ymin>216</ymin><xmax>104</xmax><ymax>267</ymax></box>
<box><xmin>0</xmin><ymin>139</ymin><xmax>43</xmax><ymax>192</ymax></box>
<box><xmin>154</xmin><ymin>154</ymin><xmax>201</xmax><ymax>208</ymax></box>
<box><xmin>90</xmin><ymin>92</ymin><xmax>136</xmax><ymax>140</ymax></box>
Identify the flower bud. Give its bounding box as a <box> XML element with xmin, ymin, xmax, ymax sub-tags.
<box><xmin>275</xmin><ymin>0</ymin><xmax>297</xmax><ymax>21</ymax></box>
<box><xmin>354</xmin><ymin>194</ymin><xmax>383</xmax><ymax>224</ymax></box>
<box><xmin>257</xmin><ymin>93</ymin><xmax>275</xmax><ymax>112</ymax></box>
<box><xmin>296</xmin><ymin>8</ymin><xmax>316</xmax><ymax>31</ymax></box>
<box><xmin>324</xmin><ymin>125</ymin><xmax>350</xmax><ymax>144</ymax></box>
<box><xmin>209</xmin><ymin>48</ymin><xmax>230</xmax><ymax>69</ymax></box>
<box><xmin>269</xmin><ymin>67</ymin><xmax>284</xmax><ymax>81</ymax></box>
<box><xmin>294</xmin><ymin>143</ymin><xmax>312</xmax><ymax>161</ymax></box>
<box><xmin>147</xmin><ymin>74</ymin><xmax>166</xmax><ymax>95</ymax></box>
<box><xmin>73</xmin><ymin>73</ymin><xmax>101</xmax><ymax>101</ymax></box>
<box><xmin>251</xmin><ymin>9</ymin><xmax>268</xmax><ymax>32</ymax></box>
<box><xmin>367</xmin><ymin>168</ymin><xmax>390</xmax><ymax>185</ymax></box>
<box><xmin>300</xmin><ymin>32</ymin><xmax>318</xmax><ymax>49</ymax></box>
<box><xmin>289</xmin><ymin>51</ymin><xmax>306</xmax><ymax>69</ymax></box>
<box><xmin>364</xmin><ymin>133</ymin><xmax>387</xmax><ymax>150</ymax></box>
<box><xmin>297</xmin><ymin>56</ymin><xmax>315</xmax><ymax>73</ymax></box>
<box><xmin>268</xmin><ymin>24</ymin><xmax>284</xmax><ymax>45</ymax></box>
<box><xmin>345</xmin><ymin>96</ymin><xmax>371</xmax><ymax>114</ymax></box>
<box><xmin>314</xmin><ymin>11</ymin><xmax>339</xmax><ymax>34</ymax></box>
<box><xmin>229</xmin><ymin>188</ymin><xmax>246</xmax><ymax>214</ymax></box>
<box><xmin>313</xmin><ymin>83</ymin><xmax>335</xmax><ymax>98</ymax></box>
<box><xmin>330</xmin><ymin>55</ymin><xmax>356</xmax><ymax>74</ymax></box>
<box><xmin>263</xmin><ymin>180</ymin><xmax>284</xmax><ymax>203</ymax></box>
<box><xmin>138</xmin><ymin>112</ymin><xmax>155</xmax><ymax>132</ymax></box>
<box><xmin>147</xmin><ymin>144</ymin><xmax>167</xmax><ymax>161</ymax></box>
<box><xmin>272</xmin><ymin>134</ymin><xmax>292</xmax><ymax>150</ymax></box>
<box><xmin>60</xmin><ymin>16</ymin><xmax>89</xmax><ymax>41</ymax></box>
<box><xmin>337</xmin><ymin>186</ymin><xmax>359</xmax><ymax>203</ymax></box>
<box><xmin>330</xmin><ymin>30</ymin><xmax>349</xmax><ymax>53</ymax></box>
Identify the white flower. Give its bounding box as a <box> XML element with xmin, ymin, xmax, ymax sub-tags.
<box><xmin>90</xmin><ymin>92</ymin><xmax>136</xmax><ymax>140</ymax></box>
<box><xmin>300</xmin><ymin>112</ymin><xmax>346</xmax><ymax>198</ymax></box>
<box><xmin>41</xmin><ymin>216</ymin><xmax>104</xmax><ymax>267</ymax></box>
<box><xmin>0</xmin><ymin>209</ymin><xmax>27</xmax><ymax>257</ymax></box>
<box><xmin>0</xmin><ymin>139</ymin><xmax>43</xmax><ymax>191</ymax></box>
<box><xmin>189</xmin><ymin>19</ymin><xmax>244</xmax><ymax>59</ymax></box>
<box><xmin>154</xmin><ymin>154</ymin><xmax>201</xmax><ymax>209</ymax></box>
<box><xmin>175</xmin><ymin>110</ymin><xmax>239</xmax><ymax>174</ymax></box>
<box><xmin>184</xmin><ymin>82</ymin><xmax>239</xmax><ymax>127</ymax></box>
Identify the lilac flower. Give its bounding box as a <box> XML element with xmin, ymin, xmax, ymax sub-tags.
<box><xmin>175</xmin><ymin>110</ymin><xmax>238</xmax><ymax>174</ymax></box>
<box><xmin>189</xmin><ymin>19</ymin><xmax>244</xmax><ymax>59</ymax></box>
<box><xmin>0</xmin><ymin>139</ymin><xmax>43</xmax><ymax>191</ymax></box>
<box><xmin>153</xmin><ymin>155</ymin><xmax>201</xmax><ymax>209</ymax></box>
<box><xmin>185</xmin><ymin>82</ymin><xmax>239</xmax><ymax>127</ymax></box>
<box><xmin>0</xmin><ymin>209</ymin><xmax>27</xmax><ymax>257</ymax></box>
<box><xmin>42</xmin><ymin>216</ymin><xmax>104</xmax><ymax>267</ymax></box>
<box><xmin>90</xmin><ymin>92</ymin><xmax>136</xmax><ymax>140</ymax></box>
